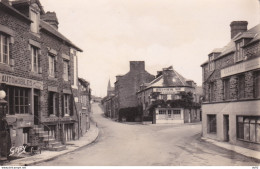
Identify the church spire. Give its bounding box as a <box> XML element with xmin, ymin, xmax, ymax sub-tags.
<box><xmin>107</xmin><ymin>79</ymin><xmax>112</xmax><ymax>91</ymax></box>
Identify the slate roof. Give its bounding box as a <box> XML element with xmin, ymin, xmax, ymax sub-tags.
<box><xmin>201</xmin><ymin>23</ymin><xmax>260</xmax><ymax>67</ymax></box>
<box><xmin>139</xmin><ymin>66</ymin><xmax>192</xmax><ymax>92</ymax></box>
<box><xmin>40</xmin><ymin>20</ymin><xmax>83</xmax><ymax>52</ymax></box>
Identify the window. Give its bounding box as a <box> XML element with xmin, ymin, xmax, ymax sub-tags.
<box><xmin>30</xmin><ymin>9</ymin><xmax>39</xmax><ymax>33</ymax></box>
<box><xmin>167</xmin><ymin>94</ymin><xmax>172</xmax><ymax>100</ymax></box>
<box><xmin>0</xmin><ymin>33</ymin><xmax>9</xmax><ymax>64</ymax></box>
<box><xmin>209</xmin><ymin>55</ymin><xmax>215</xmax><ymax>71</ymax></box>
<box><xmin>172</xmin><ymin>109</ymin><xmax>181</xmax><ymax>118</ymax></box>
<box><xmin>235</xmin><ymin>41</ymin><xmax>244</xmax><ymax>62</ymax></box>
<box><xmin>81</xmin><ymin>95</ymin><xmax>87</xmax><ymax>107</ymax></box>
<box><xmin>209</xmin><ymin>82</ymin><xmax>215</xmax><ymax>102</ymax></box>
<box><xmin>168</xmin><ymin>110</ymin><xmax>172</xmax><ymax>118</ymax></box>
<box><xmin>63</xmin><ymin>94</ymin><xmax>72</xmax><ymax>116</ymax></box>
<box><xmin>238</xmin><ymin>74</ymin><xmax>245</xmax><ymax>99</ymax></box>
<box><xmin>63</xmin><ymin>60</ymin><xmax>69</xmax><ymax>81</ymax></box>
<box><xmin>6</xmin><ymin>87</ymin><xmax>30</xmax><ymax>115</ymax></box>
<box><xmin>208</xmin><ymin>115</ymin><xmax>217</xmax><ymax>133</ymax></box>
<box><xmin>254</xmin><ymin>71</ymin><xmax>260</xmax><ymax>98</ymax></box>
<box><xmin>159</xmin><ymin>110</ymin><xmax>166</xmax><ymax>115</ymax></box>
<box><xmin>223</xmin><ymin>78</ymin><xmax>230</xmax><ymax>100</ymax></box>
<box><xmin>48</xmin><ymin>92</ymin><xmax>58</xmax><ymax>116</ymax></box>
<box><xmin>31</xmin><ymin>46</ymin><xmax>39</xmax><ymax>73</ymax></box>
<box><xmin>49</xmin><ymin>54</ymin><xmax>56</xmax><ymax>77</ymax></box>
<box><xmin>237</xmin><ymin>116</ymin><xmax>260</xmax><ymax>144</ymax></box>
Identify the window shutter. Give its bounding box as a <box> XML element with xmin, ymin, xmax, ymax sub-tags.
<box><xmin>61</xmin><ymin>94</ymin><xmax>64</xmax><ymax>117</ymax></box>
<box><xmin>69</xmin><ymin>95</ymin><xmax>74</xmax><ymax>116</ymax></box>
<box><xmin>48</xmin><ymin>92</ymin><xmax>52</xmax><ymax>116</ymax></box>
<box><xmin>55</xmin><ymin>93</ymin><xmax>59</xmax><ymax>116</ymax></box>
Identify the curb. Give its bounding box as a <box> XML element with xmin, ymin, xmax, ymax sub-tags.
<box><xmin>6</xmin><ymin>125</ymin><xmax>100</xmax><ymax>166</ymax></box>
<box><xmin>201</xmin><ymin>137</ymin><xmax>260</xmax><ymax>162</ymax></box>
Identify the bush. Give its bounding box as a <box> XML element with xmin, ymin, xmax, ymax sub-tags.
<box><xmin>119</xmin><ymin>106</ymin><xmax>143</xmax><ymax>122</ymax></box>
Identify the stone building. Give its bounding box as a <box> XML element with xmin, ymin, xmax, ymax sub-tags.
<box><xmin>201</xmin><ymin>21</ymin><xmax>260</xmax><ymax>150</ymax></box>
<box><xmin>137</xmin><ymin>66</ymin><xmax>202</xmax><ymax>124</ymax></box>
<box><xmin>103</xmin><ymin>61</ymin><xmax>154</xmax><ymax>121</ymax></box>
<box><xmin>0</xmin><ymin>0</ymin><xmax>83</xmax><ymax>150</ymax></box>
<box><xmin>78</xmin><ymin>78</ymin><xmax>91</xmax><ymax>135</ymax></box>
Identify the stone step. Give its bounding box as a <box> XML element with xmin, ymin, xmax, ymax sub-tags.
<box><xmin>43</xmin><ymin>138</ymin><xmax>56</xmax><ymax>142</ymax></box>
<box><xmin>49</xmin><ymin>145</ymin><xmax>66</xmax><ymax>151</ymax></box>
<box><xmin>50</xmin><ymin>142</ymin><xmax>62</xmax><ymax>148</ymax></box>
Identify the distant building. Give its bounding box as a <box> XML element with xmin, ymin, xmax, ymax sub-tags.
<box><xmin>103</xmin><ymin>61</ymin><xmax>154</xmax><ymax>121</ymax></box>
<box><xmin>137</xmin><ymin>66</ymin><xmax>202</xmax><ymax>124</ymax></box>
<box><xmin>201</xmin><ymin>21</ymin><xmax>260</xmax><ymax>150</ymax></box>
<box><xmin>78</xmin><ymin>78</ymin><xmax>91</xmax><ymax>135</ymax></box>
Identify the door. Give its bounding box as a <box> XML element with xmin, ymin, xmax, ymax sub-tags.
<box><xmin>34</xmin><ymin>95</ymin><xmax>39</xmax><ymax>125</ymax></box>
<box><xmin>224</xmin><ymin>115</ymin><xmax>229</xmax><ymax>142</ymax></box>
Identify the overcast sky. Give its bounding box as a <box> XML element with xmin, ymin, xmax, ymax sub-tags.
<box><xmin>40</xmin><ymin>0</ymin><xmax>260</xmax><ymax>97</ymax></box>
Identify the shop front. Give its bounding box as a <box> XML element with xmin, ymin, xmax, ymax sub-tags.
<box><xmin>155</xmin><ymin>108</ymin><xmax>184</xmax><ymax>124</ymax></box>
<box><xmin>0</xmin><ymin>73</ymin><xmax>43</xmax><ymax>147</ymax></box>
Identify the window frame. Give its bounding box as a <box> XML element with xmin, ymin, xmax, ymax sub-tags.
<box><xmin>223</xmin><ymin>78</ymin><xmax>230</xmax><ymax>100</ymax></box>
<box><xmin>254</xmin><ymin>70</ymin><xmax>260</xmax><ymax>98</ymax></box>
<box><xmin>208</xmin><ymin>114</ymin><xmax>217</xmax><ymax>134</ymax></box>
<box><xmin>238</xmin><ymin>74</ymin><xmax>245</xmax><ymax>99</ymax></box>
<box><xmin>31</xmin><ymin>45</ymin><xmax>39</xmax><ymax>73</ymax></box>
<box><xmin>235</xmin><ymin>40</ymin><xmax>244</xmax><ymax>62</ymax></box>
<box><xmin>63</xmin><ymin>60</ymin><xmax>69</xmax><ymax>81</ymax></box>
<box><xmin>0</xmin><ymin>33</ymin><xmax>10</xmax><ymax>65</ymax></box>
<box><xmin>30</xmin><ymin>8</ymin><xmax>39</xmax><ymax>34</ymax></box>
<box><xmin>64</xmin><ymin>94</ymin><xmax>70</xmax><ymax>116</ymax></box>
<box><xmin>48</xmin><ymin>53</ymin><xmax>56</xmax><ymax>77</ymax></box>
<box><xmin>237</xmin><ymin>116</ymin><xmax>260</xmax><ymax>144</ymax></box>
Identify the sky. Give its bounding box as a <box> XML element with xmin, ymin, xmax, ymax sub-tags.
<box><xmin>40</xmin><ymin>0</ymin><xmax>260</xmax><ymax>97</ymax></box>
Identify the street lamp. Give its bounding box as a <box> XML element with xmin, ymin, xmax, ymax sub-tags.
<box><xmin>0</xmin><ymin>90</ymin><xmax>7</xmax><ymax>118</ymax></box>
<box><xmin>0</xmin><ymin>89</ymin><xmax>10</xmax><ymax>161</ymax></box>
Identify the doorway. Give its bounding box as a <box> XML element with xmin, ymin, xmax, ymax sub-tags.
<box><xmin>223</xmin><ymin>115</ymin><xmax>229</xmax><ymax>142</ymax></box>
<box><xmin>34</xmin><ymin>92</ymin><xmax>40</xmax><ymax>125</ymax></box>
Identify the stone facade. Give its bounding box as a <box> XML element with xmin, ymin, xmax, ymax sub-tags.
<box><xmin>102</xmin><ymin>61</ymin><xmax>154</xmax><ymax>121</ymax></box>
<box><xmin>137</xmin><ymin>66</ymin><xmax>202</xmax><ymax>124</ymax></box>
<box><xmin>0</xmin><ymin>0</ymin><xmax>83</xmax><ymax>148</ymax></box>
<box><xmin>201</xmin><ymin>21</ymin><xmax>260</xmax><ymax>150</ymax></box>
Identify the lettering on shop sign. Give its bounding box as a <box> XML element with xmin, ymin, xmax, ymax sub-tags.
<box><xmin>154</xmin><ymin>87</ymin><xmax>184</xmax><ymax>94</ymax></box>
<box><xmin>0</xmin><ymin>73</ymin><xmax>43</xmax><ymax>90</ymax></box>
<box><xmin>9</xmin><ymin>145</ymin><xmax>27</xmax><ymax>157</ymax></box>
<box><xmin>221</xmin><ymin>57</ymin><xmax>260</xmax><ymax>78</ymax></box>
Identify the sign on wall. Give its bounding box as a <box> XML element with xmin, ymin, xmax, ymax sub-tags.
<box><xmin>221</xmin><ymin>57</ymin><xmax>260</xmax><ymax>78</ymax></box>
<box><xmin>0</xmin><ymin>73</ymin><xmax>43</xmax><ymax>90</ymax></box>
<box><xmin>153</xmin><ymin>87</ymin><xmax>184</xmax><ymax>94</ymax></box>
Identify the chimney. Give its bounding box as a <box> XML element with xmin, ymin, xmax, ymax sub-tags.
<box><xmin>116</xmin><ymin>75</ymin><xmax>122</xmax><ymax>82</ymax></box>
<box><xmin>230</xmin><ymin>21</ymin><xmax>248</xmax><ymax>39</ymax></box>
<box><xmin>130</xmin><ymin>61</ymin><xmax>145</xmax><ymax>72</ymax></box>
<box><xmin>162</xmin><ymin>66</ymin><xmax>174</xmax><ymax>86</ymax></box>
<box><xmin>41</xmin><ymin>11</ymin><xmax>59</xmax><ymax>29</ymax></box>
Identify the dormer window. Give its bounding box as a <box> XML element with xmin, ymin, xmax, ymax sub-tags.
<box><xmin>235</xmin><ymin>40</ymin><xmax>244</xmax><ymax>62</ymax></box>
<box><xmin>209</xmin><ymin>54</ymin><xmax>215</xmax><ymax>71</ymax></box>
<box><xmin>30</xmin><ymin>4</ymin><xmax>40</xmax><ymax>34</ymax></box>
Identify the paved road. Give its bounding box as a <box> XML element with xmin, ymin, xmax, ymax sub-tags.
<box><xmin>38</xmin><ymin>103</ymin><xmax>259</xmax><ymax>166</ymax></box>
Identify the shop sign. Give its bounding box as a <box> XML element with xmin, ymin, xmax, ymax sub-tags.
<box><xmin>221</xmin><ymin>57</ymin><xmax>260</xmax><ymax>78</ymax></box>
<box><xmin>0</xmin><ymin>73</ymin><xmax>43</xmax><ymax>90</ymax></box>
<box><xmin>154</xmin><ymin>87</ymin><xmax>184</xmax><ymax>94</ymax></box>
<box><xmin>42</xmin><ymin>117</ymin><xmax>74</xmax><ymax>123</ymax></box>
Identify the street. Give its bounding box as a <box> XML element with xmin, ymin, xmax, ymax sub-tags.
<box><xmin>37</xmin><ymin>103</ymin><xmax>260</xmax><ymax>166</ymax></box>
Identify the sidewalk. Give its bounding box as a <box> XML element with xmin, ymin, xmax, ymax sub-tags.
<box><xmin>4</xmin><ymin>122</ymin><xmax>99</xmax><ymax>166</ymax></box>
<box><xmin>202</xmin><ymin>137</ymin><xmax>260</xmax><ymax>161</ymax></box>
